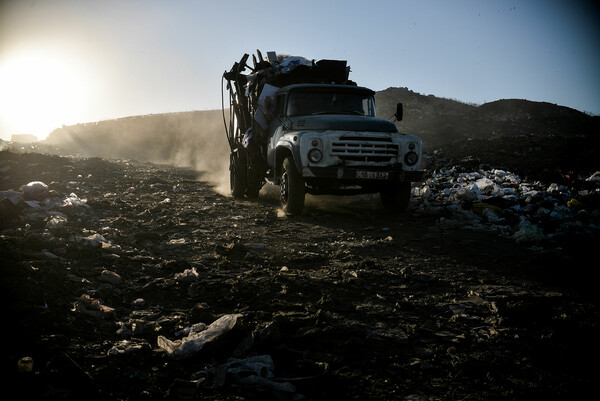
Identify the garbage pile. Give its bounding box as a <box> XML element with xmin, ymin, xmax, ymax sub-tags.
<box><xmin>2</xmin><ymin>150</ymin><xmax>599</xmax><ymax>400</ymax></box>
<box><xmin>412</xmin><ymin>156</ymin><xmax>600</xmax><ymax>247</ymax></box>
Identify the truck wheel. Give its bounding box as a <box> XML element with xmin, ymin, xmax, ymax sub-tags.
<box><xmin>245</xmin><ymin>158</ymin><xmax>262</xmax><ymax>198</ymax></box>
<box><xmin>245</xmin><ymin>176</ymin><xmax>261</xmax><ymax>198</ymax></box>
<box><xmin>380</xmin><ymin>182</ymin><xmax>411</xmax><ymax>213</ymax></box>
<box><xmin>230</xmin><ymin>152</ymin><xmax>247</xmax><ymax>198</ymax></box>
<box><xmin>280</xmin><ymin>156</ymin><xmax>305</xmax><ymax>215</ymax></box>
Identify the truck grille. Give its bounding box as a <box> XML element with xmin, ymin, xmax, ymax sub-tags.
<box><xmin>331</xmin><ymin>136</ymin><xmax>398</xmax><ymax>162</ymax></box>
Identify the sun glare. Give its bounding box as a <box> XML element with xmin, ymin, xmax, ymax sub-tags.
<box><xmin>0</xmin><ymin>48</ymin><xmax>93</xmax><ymax>140</ymax></box>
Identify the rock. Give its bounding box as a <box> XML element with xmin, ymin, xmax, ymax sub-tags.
<box><xmin>190</xmin><ymin>303</ymin><xmax>214</xmax><ymax>323</ymax></box>
<box><xmin>21</xmin><ymin>181</ymin><xmax>49</xmax><ymax>201</ymax></box>
<box><xmin>0</xmin><ymin>191</ymin><xmax>23</xmax><ymax>222</ymax></box>
<box><xmin>100</xmin><ymin>269</ymin><xmax>123</xmax><ymax>285</ymax></box>
<box><xmin>131</xmin><ymin>298</ymin><xmax>146</xmax><ymax>308</ymax></box>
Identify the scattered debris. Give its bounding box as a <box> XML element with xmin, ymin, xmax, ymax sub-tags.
<box><xmin>2</xmin><ymin>150</ymin><xmax>598</xmax><ymax>400</ymax></box>
<box><xmin>413</xmin><ymin>161</ymin><xmax>600</xmax><ymax>245</ymax></box>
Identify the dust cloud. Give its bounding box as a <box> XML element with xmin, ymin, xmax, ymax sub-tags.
<box><xmin>41</xmin><ymin>111</ymin><xmax>386</xmax><ymax>210</ymax></box>
<box><xmin>44</xmin><ymin>110</ymin><xmax>232</xmax><ymax>194</ymax></box>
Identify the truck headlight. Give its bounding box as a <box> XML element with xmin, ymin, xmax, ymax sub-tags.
<box><xmin>308</xmin><ymin>149</ymin><xmax>322</xmax><ymax>163</ymax></box>
<box><xmin>404</xmin><ymin>151</ymin><xmax>418</xmax><ymax>166</ymax></box>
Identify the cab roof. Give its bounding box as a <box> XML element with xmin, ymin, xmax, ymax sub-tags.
<box><xmin>277</xmin><ymin>83</ymin><xmax>375</xmax><ymax>96</ymax></box>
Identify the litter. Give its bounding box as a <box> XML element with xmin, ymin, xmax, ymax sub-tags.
<box><xmin>45</xmin><ymin>215</ymin><xmax>68</xmax><ymax>231</ymax></box>
<box><xmin>413</xmin><ymin>163</ymin><xmax>599</xmax><ymax>243</ymax></box>
<box><xmin>513</xmin><ymin>219</ymin><xmax>545</xmax><ymax>243</ymax></box>
<box><xmin>72</xmin><ymin>294</ymin><xmax>116</xmax><ymax>319</ymax></box>
<box><xmin>202</xmin><ymin>355</ymin><xmax>297</xmax><ymax>393</ymax></box>
<box><xmin>174</xmin><ymin>267</ymin><xmax>199</xmax><ymax>283</ymax></box>
<box><xmin>157</xmin><ymin>313</ymin><xmax>242</xmax><ymax>358</ymax></box>
<box><xmin>107</xmin><ymin>340</ymin><xmax>151</xmax><ymax>355</ymax></box>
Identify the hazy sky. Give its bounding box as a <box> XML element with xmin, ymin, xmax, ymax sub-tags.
<box><xmin>1</xmin><ymin>0</ymin><xmax>599</xmax><ymax>141</ymax></box>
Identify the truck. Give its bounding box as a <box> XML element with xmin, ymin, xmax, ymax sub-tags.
<box><xmin>222</xmin><ymin>50</ymin><xmax>424</xmax><ymax>215</ymax></box>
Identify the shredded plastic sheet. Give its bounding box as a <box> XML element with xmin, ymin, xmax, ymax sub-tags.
<box><xmin>174</xmin><ymin>267</ymin><xmax>199</xmax><ymax>282</ymax></box>
<box><xmin>157</xmin><ymin>314</ymin><xmax>242</xmax><ymax>358</ymax></box>
<box><xmin>210</xmin><ymin>355</ymin><xmax>296</xmax><ymax>392</ymax></box>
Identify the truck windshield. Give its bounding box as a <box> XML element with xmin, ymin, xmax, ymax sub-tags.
<box><xmin>286</xmin><ymin>92</ymin><xmax>375</xmax><ymax>117</ymax></box>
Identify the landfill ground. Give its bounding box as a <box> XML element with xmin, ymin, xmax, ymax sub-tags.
<box><xmin>1</xmin><ymin>149</ymin><xmax>599</xmax><ymax>401</ymax></box>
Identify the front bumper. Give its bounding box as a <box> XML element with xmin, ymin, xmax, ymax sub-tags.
<box><xmin>303</xmin><ymin>166</ymin><xmax>425</xmax><ymax>183</ymax></box>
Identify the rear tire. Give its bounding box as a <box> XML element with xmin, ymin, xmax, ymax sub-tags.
<box><xmin>230</xmin><ymin>151</ymin><xmax>247</xmax><ymax>198</ymax></box>
<box><xmin>245</xmin><ymin>147</ymin><xmax>263</xmax><ymax>198</ymax></box>
<box><xmin>380</xmin><ymin>182</ymin><xmax>411</xmax><ymax>213</ymax></box>
<box><xmin>245</xmin><ymin>177</ymin><xmax>261</xmax><ymax>198</ymax></box>
<box><xmin>280</xmin><ymin>156</ymin><xmax>305</xmax><ymax>215</ymax></box>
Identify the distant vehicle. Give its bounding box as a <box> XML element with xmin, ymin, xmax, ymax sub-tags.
<box><xmin>222</xmin><ymin>50</ymin><xmax>424</xmax><ymax>215</ymax></box>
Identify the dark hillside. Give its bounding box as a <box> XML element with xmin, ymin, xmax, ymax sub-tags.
<box><xmin>376</xmin><ymin>87</ymin><xmax>599</xmax><ymax>181</ymax></box>
<box><xmin>375</xmin><ymin>87</ymin><xmax>476</xmax><ymax>148</ymax></box>
<box><xmin>376</xmin><ymin>87</ymin><xmax>597</xmax><ymax>146</ymax></box>
<box><xmin>475</xmin><ymin>99</ymin><xmax>597</xmax><ymax>137</ymax></box>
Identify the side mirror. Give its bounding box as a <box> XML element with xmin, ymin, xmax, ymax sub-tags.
<box><xmin>264</xmin><ymin>96</ymin><xmax>275</xmax><ymax>117</ymax></box>
<box><xmin>395</xmin><ymin>103</ymin><xmax>403</xmax><ymax>121</ymax></box>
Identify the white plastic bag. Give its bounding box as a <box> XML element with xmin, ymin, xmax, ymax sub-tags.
<box><xmin>157</xmin><ymin>314</ymin><xmax>242</xmax><ymax>358</ymax></box>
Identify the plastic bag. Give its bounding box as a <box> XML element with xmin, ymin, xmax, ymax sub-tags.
<box><xmin>513</xmin><ymin>219</ymin><xmax>545</xmax><ymax>243</ymax></box>
<box><xmin>157</xmin><ymin>314</ymin><xmax>242</xmax><ymax>358</ymax></box>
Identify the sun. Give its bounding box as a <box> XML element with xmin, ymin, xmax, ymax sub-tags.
<box><xmin>0</xmin><ymin>47</ymin><xmax>92</xmax><ymax>141</ymax></box>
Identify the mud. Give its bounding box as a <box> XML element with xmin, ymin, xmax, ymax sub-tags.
<box><xmin>1</xmin><ymin>150</ymin><xmax>598</xmax><ymax>400</ymax></box>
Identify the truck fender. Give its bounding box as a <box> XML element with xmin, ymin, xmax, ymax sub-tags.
<box><xmin>275</xmin><ymin>141</ymin><xmax>302</xmax><ymax>179</ymax></box>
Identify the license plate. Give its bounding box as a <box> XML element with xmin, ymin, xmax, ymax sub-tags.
<box><xmin>356</xmin><ymin>171</ymin><xmax>389</xmax><ymax>180</ymax></box>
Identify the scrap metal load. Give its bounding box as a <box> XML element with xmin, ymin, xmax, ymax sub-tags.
<box><xmin>221</xmin><ymin>50</ymin><xmax>355</xmax><ymax>199</ymax></box>
<box><xmin>223</xmin><ymin>50</ymin><xmax>354</xmax><ymax>142</ymax></box>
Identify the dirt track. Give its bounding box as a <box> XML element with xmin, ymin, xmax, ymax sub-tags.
<box><xmin>1</xmin><ymin>150</ymin><xmax>598</xmax><ymax>400</ymax></box>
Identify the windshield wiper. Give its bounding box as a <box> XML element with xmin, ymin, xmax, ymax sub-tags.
<box><xmin>341</xmin><ymin>110</ymin><xmax>364</xmax><ymax>115</ymax></box>
<box><xmin>311</xmin><ymin>110</ymin><xmax>364</xmax><ymax>116</ymax></box>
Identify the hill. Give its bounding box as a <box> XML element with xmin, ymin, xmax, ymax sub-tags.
<box><xmin>36</xmin><ymin>88</ymin><xmax>599</xmax><ymax>184</ymax></box>
<box><xmin>376</xmin><ymin>87</ymin><xmax>599</xmax><ymax>180</ymax></box>
<box><xmin>376</xmin><ymin>87</ymin><xmax>598</xmax><ymax>146</ymax></box>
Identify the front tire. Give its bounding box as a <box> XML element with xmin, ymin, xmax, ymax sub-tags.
<box><xmin>380</xmin><ymin>182</ymin><xmax>411</xmax><ymax>213</ymax></box>
<box><xmin>280</xmin><ymin>156</ymin><xmax>305</xmax><ymax>215</ymax></box>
